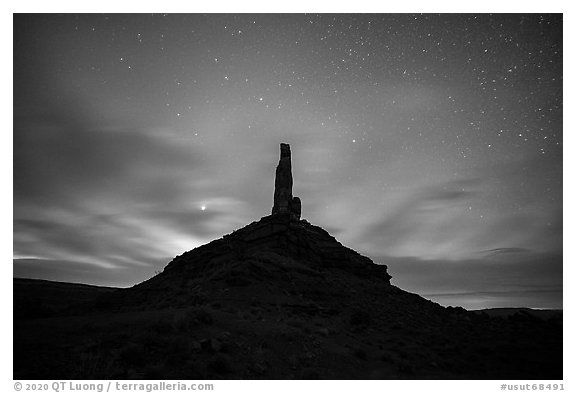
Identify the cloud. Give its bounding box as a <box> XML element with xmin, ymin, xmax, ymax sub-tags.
<box><xmin>14</xmin><ymin>113</ymin><xmax>206</xmax><ymax>209</ymax></box>
<box><xmin>13</xmin><ymin>92</ymin><xmax>228</xmax><ymax>285</ymax></box>
<box><xmin>423</xmin><ymin>289</ymin><xmax>562</xmax><ymax>311</ymax></box>
<box><xmin>347</xmin><ymin>177</ymin><xmax>483</xmax><ymax>259</ymax></box>
<box><xmin>13</xmin><ymin>258</ymin><xmax>146</xmax><ymax>288</ymax></box>
<box><xmin>480</xmin><ymin>247</ymin><xmax>532</xmax><ymax>258</ymax></box>
<box><xmin>313</xmin><ymin>167</ymin><xmax>562</xmax><ymax>263</ymax></box>
<box><xmin>378</xmin><ymin>251</ymin><xmax>562</xmax><ymax>309</ymax></box>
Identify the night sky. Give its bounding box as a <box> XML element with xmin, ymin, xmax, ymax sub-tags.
<box><xmin>13</xmin><ymin>14</ymin><xmax>563</xmax><ymax>309</ymax></box>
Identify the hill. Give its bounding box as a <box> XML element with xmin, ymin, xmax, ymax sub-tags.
<box><xmin>13</xmin><ymin>278</ymin><xmax>117</xmax><ymax>319</ymax></box>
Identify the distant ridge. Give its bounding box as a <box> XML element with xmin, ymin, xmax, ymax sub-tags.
<box><xmin>472</xmin><ymin>307</ymin><xmax>562</xmax><ymax>320</ymax></box>
<box><xmin>14</xmin><ymin>277</ymin><xmax>117</xmax><ymax>319</ymax></box>
<box><xmin>14</xmin><ymin>277</ymin><xmax>118</xmax><ymax>289</ymax></box>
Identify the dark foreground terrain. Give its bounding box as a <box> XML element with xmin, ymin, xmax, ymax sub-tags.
<box><xmin>14</xmin><ymin>215</ymin><xmax>562</xmax><ymax>380</ymax></box>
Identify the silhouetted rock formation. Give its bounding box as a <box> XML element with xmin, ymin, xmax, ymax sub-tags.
<box><xmin>290</xmin><ymin>196</ymin><xmax>301</xmax><ymax>221</ymax></box>
<box><xmin>272</xmin><ymin>143</ymin><xmax>301</xmax><ymax>220</ymax></box>
<box><xmin>163</xmin><ymin>213</ymin><xmax>391</xmax><ymax>283</ymax></box>
<box><xmin>161</xmin><ymin>143</ymin><xmax>390</xmax><ymax>283</ymax></box>
<box><xmin>13</xmin><ymin>143</ymin><xmax>562</xmax><ymax>380</ymax></box>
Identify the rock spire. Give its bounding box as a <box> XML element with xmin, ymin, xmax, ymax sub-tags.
<box><xmin>272</xmin><ymin>143</ymin><xmax>301</xmax><ymax>220</ymax></box>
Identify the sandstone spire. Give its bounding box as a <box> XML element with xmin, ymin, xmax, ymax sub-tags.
<box><xmin>272</xmin><ymin>143</ymin><xmax>301</xmax><ymax>220</ymax></box>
